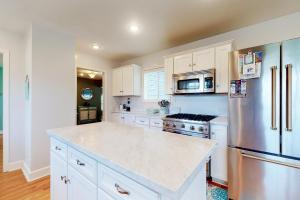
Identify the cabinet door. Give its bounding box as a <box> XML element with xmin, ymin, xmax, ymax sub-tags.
<box><xmin>112</xmin><ymin>68</ymin><xmax>123</xmax><ymax>96</ymax></box>
<box><xmin>110</xmin><ymin>113</ymin><xmax>124</xmax><ymax>124</ymax></box>
<box><xmin>211</xmin><ymin>125</ymin><xmax>228</xmax><ymax>182</ymax></box>
<box><xmin>215</xmin><ymin>44</ymin><xmax>232</xmax><ymax>93</ymax></box>
<box><xmin>98</xmin><ymin>189</ymin><xmax>115</xmax><ymax>200</ymax></box>
<box><xmin>123</xmin><ymin>114</ymin><xmax>135</xmax><ymax>125</ymax></box>
<box><xmin>51</xmin><ymin>153</ymin><xmax>68</xmax><ymax>200</ymax></box>
<box><xmin>173</xmin><ymin>53</ymin><xmax>193</xmax><ymax>74</ymax></box>
<box><xmin>122</xmin><ymin>65</ymin><xmax>134</xmax><ymax>96</ymax></box>
<box><xmin>68</xmin><ymin>166</ymin><xmax>97</xmax><ymax>200</ymax></box>
<box><xmin>164</xmin><ymin>57</ymin><xmax>174</xmax><ymax>95</ymax></box>
<box><xmin>192</xmin><ymin>48</ymin><xmax>215</xmax><ymax>71</ymax></box>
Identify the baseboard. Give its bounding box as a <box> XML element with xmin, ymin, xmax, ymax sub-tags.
<box><xmin>6</xmin><ymin>160</ymin><xmax>24</xmax><ymax>171</ymax></box>
<box><xmin>22</xmin><ymin>163</ymin><xmax>50</xmax><ymax>182</ymax></box>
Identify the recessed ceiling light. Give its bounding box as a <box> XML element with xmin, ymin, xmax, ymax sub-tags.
<box><xmin>79</xmin><ymin>73</ymin><xmax>84</xmax><ymax>77</ymax></box>
<box><xmin>91</xmin><ymin>43</ymin><xmax>102</xmax><ymax>50</ymax></box>
<box><xmin>129</xmin><ymin>24</ymin><xmax>139</xmax><ymax>34</ymax></box>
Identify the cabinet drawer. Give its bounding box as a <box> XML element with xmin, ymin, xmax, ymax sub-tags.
<box><xmin>98</xmin><ymin>188</ymin><xmax>115</xmax><ymax>200</ymax></box>
<box><xmin>68</xmin><ymin>147</ymin><xmax>97</xmax><ymax>184</ymax></box>
<box><xmin>50</xmin><ymin>138</ymin><xmax>67</xmax><ymax>160</ymax></box>
<box><xmin>135</xmin><ymin>117</ymin><xmax>149</xmax><ymax>126</ymax></box>
<box><xmin>98</xmin><ymin>164</ymin><xmax>159</xmax><ymax>200</ymax></box>
<box><xmin>150</xmin><ymin>118</ymin><xmax>163</xmax><ymax>128</ymax></box>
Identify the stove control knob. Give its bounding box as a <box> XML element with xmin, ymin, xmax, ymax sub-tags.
<box><xmin>181</xmin><ymin>124</ymin><xmax>185</xmax><ymax>128</ymax></box>
<box><xmin>165</xmin><ymin>123</ymin><xmax>169</xmax><ymax>127</ymax></box>
<box><xmin>190</xmin><ymin>126</ymin><xmax>195</xmax><ymax>131</ymax></box>
<box><xmin>172</xmin><ymin>124</ymin><xmax>176</xmax><ymax>128</ymax></box>
<box><xmin>198</xmin><ymin>127</ymin><xmax>204</xmax><ymax>132</ymax></box>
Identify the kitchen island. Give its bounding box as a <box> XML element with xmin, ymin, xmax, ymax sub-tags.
<box><xmin>47</xmin><ymin>122</ymin><xmax>216</xmax><ymax>200</ymax></box>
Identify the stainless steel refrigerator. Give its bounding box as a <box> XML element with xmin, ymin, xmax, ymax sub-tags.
<box><xmin>228</xmin><ymin>37</ymin><xmax>300</xmax><ymax>200</ymax></box>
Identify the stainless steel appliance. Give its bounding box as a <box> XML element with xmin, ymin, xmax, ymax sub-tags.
<box><xmin>162</xmin><ymin>113</ymin><xmax>216</xmax><ymax>138</ymax></box>
<box><xmin>162</xmin><ymin>113</ymin><xmax>216</xmax><ymax>178</ymax></box>
<box><xmin>173</xmin><ymin>69</ymin><xmax>215</xmax><ymax>94</ymax></box>
<box><xmin>228</xmin><ymin>38</ymin><xmax>300</xmax><ymax>200</ymax></box>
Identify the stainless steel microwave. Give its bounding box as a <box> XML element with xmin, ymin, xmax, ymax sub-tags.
<box><xmin>172</xmin><ymin>69</ymin><xmax>215</xmax><ymax>94</ymax></box>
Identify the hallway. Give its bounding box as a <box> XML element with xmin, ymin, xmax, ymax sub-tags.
<box><xmin>0</xmin><ymin>135</ymin><xmax>50</xmax><ymax>200</ymax></box>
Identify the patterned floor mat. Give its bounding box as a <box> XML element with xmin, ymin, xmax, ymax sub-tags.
<box><xmin>207</xmin><ymin>184</ymin><xmax>228</xmax><ymax>200</ymax></box>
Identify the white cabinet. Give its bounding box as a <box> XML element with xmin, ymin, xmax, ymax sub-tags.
<box><xmin>51</xmin><ymin>153</ymin><xmax>68</xmax><ymax>200</ymax></box>
<box><xmin>164</xmin><ymin>57</ymin><xmax>174</xmax><ymax>95</ymax></box>
<box><xmin>112</xmin><ymin>65</ymin><xmax>141</xmax><ymax>96</ymax></box>
<box><xmin>98</xmin><ymin>189</ymin><xmax>115</xmax><ymax>200</ymax></box>
<box><xmin>112</xmin><ymin>68</ymin><xmax>123</xmax><ymax>96</ymax></box>
<box><xmin>192</xmin><ymin>48</ymin><xmax>215</xmax><ymax>71</ymax></box>
<box><xmin>173</xmin><ymin>53</ymin><xmax>193</xmax><ymax>74</ymax></box>
<box><xmin>210</xmin><ymin>124</ymin><xmax>228</xmax><ymax>183</ymax></box>
<box><xmin>68</xmin><ymin>166</ymin><xmax>97</xmax><ymax>200</ymax></box>
<box><xmin>215</xmin><ymin>44</ymin><xmax>232</xmax><ymax>93</ymax></box>
<box><xmin>110</xmin><ymin>113</ymin><xmax>124</xmax><ymax>124</ymax></box>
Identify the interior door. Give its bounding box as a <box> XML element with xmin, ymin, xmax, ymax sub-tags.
<box><xmin>122</xmin><ymin>65</ymin><xmax>134</xmax><ymax>96</ymax></box>
<box><xmin>282</xmin><ymin>38</ymin><xmax>300</xmax><ymax>159</ymax></box>
<box><xmin>228</xmin><ymin>43</ymin><xmax>280</xmax><ymax>154</ymax></box>
<box><xmin>173</xmin><ymin>53</ymin><xmax>193</xmax><ymax>74</ymax></box>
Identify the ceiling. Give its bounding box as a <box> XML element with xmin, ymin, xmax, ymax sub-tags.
<box><xmin>1</xmin><ymin>0</ymin><xmax>300</xmax><ymax>62</ymax></box>
<box><xmin>77</xmin><ymin>68</ymin><xmax>103</xmax><ymax>80</ymax></box>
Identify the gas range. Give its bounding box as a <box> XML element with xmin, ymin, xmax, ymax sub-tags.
<box><xmin>162</xmin><ymin>113</ymin><xmax>216</xmax><ymax>138</ymax></box>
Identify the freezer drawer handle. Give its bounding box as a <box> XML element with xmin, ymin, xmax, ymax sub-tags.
<box><xmin>285</xmin><ymin>64</ymin><xmax>292</xmax><ymax>132</ymax></box>
<box><xmin>241</xmin><ymin>153</ymin><xmax>300</xmax><ymax>169</ymax></box>
<box><xmin>270</xmin><ymin>66</ymin><xmax>277</xmax><ymax>130</ymax></box>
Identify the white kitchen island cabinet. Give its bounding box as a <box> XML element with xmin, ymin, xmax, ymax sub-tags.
<box><xmin>48</xmin><ymin>122</ymin><xmax>216</xmax><ymax>200</ymax></box>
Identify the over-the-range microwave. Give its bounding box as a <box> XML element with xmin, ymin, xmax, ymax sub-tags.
<box><xmin>172</xmin><ymin>69</ymin><xmax>215</xmax><ymax>94</ymax></box>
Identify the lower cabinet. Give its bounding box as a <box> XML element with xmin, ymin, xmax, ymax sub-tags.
<box><xmin>210</xmin><ymin>124</ymin><xmax>228</xmax><ymax>183</ymax></box>
<box><xmin>68</xmin><ymin>166</ymin><xmax>97</xmax><ymax>200</ymax></box>
<box><xmin>51</xmin><ymin>153</ymin><xmax>68</xmax><ymax>200</ymax></box>
<box><xmin>98</xmin><ymin>189</ymin><xmax>115</xmax><ymax>200</ymax></box>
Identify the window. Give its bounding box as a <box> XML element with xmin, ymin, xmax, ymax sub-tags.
<box><xmin>143</xmin><ymin>69</ymin><xmax>167</xmax><ymax>101</ymax></box>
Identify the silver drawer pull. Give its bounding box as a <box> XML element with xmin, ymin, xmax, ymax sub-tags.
<box><xmin>55</xmin><ymin>146</ymin><xmax>61</xmax><ymax>151</ymax></box>
<box><xmin>76</xmin><ymin>159</ymin><xmax>85</xmax><ymax>166</ymax></box>
<box><xmin>115</xmin><ymin>183</ymin><xmax>130</xmax><ymax>195</ymax></box>
<box><xmin>154</xmin><ymin>122</ymin><xmax>160</xmax><ymax>125</ymax></box>
<box><xmin>60</xmin><ymin>176</ymin><xmax>66</xmax><ymax>181</ymax></box>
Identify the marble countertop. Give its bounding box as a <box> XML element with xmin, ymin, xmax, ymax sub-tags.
<box><xmin>210</xmin><ymin>116</ymin><xmax>228</xmax><ymax>126</ymax></box>
<box><xmin>47</xmin><ymin>122</ymin><xmax>216</xmax><ymax>198</ymax></box>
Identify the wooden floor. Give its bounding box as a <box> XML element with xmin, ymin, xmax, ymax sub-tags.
<box><xmin>0</xmin><ymin>135</ymin><xmax>50</xmax><ymax>200</ymax></box>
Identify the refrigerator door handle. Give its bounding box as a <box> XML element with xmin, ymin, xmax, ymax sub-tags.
<box><xmin>270</xmin><ymin>66</ymin><xmax>277</xmax><ymax>130</ymax></box>
<box><xmin>285</xmin><ymin>64</ymin><xmax>292</xmax><ymax>132</ymax></box>
<box><xmin>241</xmin><ymin>152</ymin><xmax>300</xmax><ymax>169</ymax></box>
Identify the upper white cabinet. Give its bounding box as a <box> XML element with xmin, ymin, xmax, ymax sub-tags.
<box><xmin>210</xmin><ymin>124</ymin><xmax>228</xmax><ymax>183</ymax></box>
<box><xmin>112</xmin><ymin>67</ymin><xmax>123</xmax><ymax>96</ymax></box>
<box><xmin>164</xmin><ymin>42</ymin><xmax>232</xmax><ymax>94</ymax></box>
<box><xmin>112</xmin><ymin>65</ymin><xmax>141</xmax><ymax>96</ymax></box>
<box><xmin>173</xmin><ymin>53</ymin><xmax>193</xmax><ymax>74</ymax></box>
<box><xmin>215</xmin><ymin>44</ymin><xmax>232</xmax><ymax>93</ymax></box>
<box><xmin>164</xmin><ymin>57</ymin><xmax>174</xmax><ymax>95</ymax></box>
<box><xmin>193</xmin><ymin>48</ymin><xmax>215</xmax><ymax>71</ymax></box>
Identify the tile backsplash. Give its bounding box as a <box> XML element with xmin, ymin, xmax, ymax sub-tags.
<box><xmin>112</xmin><ymin>94</ymin><xmax>228</xmax><ymax>116</ymax></box>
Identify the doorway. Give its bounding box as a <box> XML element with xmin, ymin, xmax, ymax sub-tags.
<box><xmin>76</xmin><ymin>68</ymin><xmax>104</xmax><ymax>125</ymax></box>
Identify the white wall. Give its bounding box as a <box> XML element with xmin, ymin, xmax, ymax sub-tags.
<box><xmin>120</xmin><ymin>12</ymin><xmax>300</xmax><ymax>116</ymax></box>
<box><xmin>75</xmin><ymin>52</ymin><xmax>116</xmax><ymax>121</ymax></box>
<box><xmin>25</xmin><ymin>24</ymin><xmax>76</xmax><ymax>173</ymax></box>
<box><xmin>0</xmin><ymin>29</ymin><xmax>26</xmax><ymax>164</ymax></box>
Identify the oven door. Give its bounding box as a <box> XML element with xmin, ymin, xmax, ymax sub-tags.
<box><xmin>173</xmin><ymin>74</ymin><xmax>203</xmax><ymax>94</ymax></box>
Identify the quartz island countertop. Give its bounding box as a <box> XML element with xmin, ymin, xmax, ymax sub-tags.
<box><xmin>47</xmin><ymin>122</ymin><xmax>216</xmax><ymax>199</ymax></box>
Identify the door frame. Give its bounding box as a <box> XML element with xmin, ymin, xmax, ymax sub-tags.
<box><xmin>1</xmin><ymin>49</ymin><xmax>10</xmax><ymax>172</ymax></box>
<box><xmin>75</xmin><ymin>66</ymin><xmax>108</xmax><ymax>121</ymax></box>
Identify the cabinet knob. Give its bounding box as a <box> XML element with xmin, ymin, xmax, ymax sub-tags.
<box><xmin>64</xmin><ymin>179</ymin><xmax>70</xmax><ymax>184</ymax></box>
<box><xmin>60</xmin><ymin>176</ymin><xmax>66</xmax><ymax>181</ymax></box>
